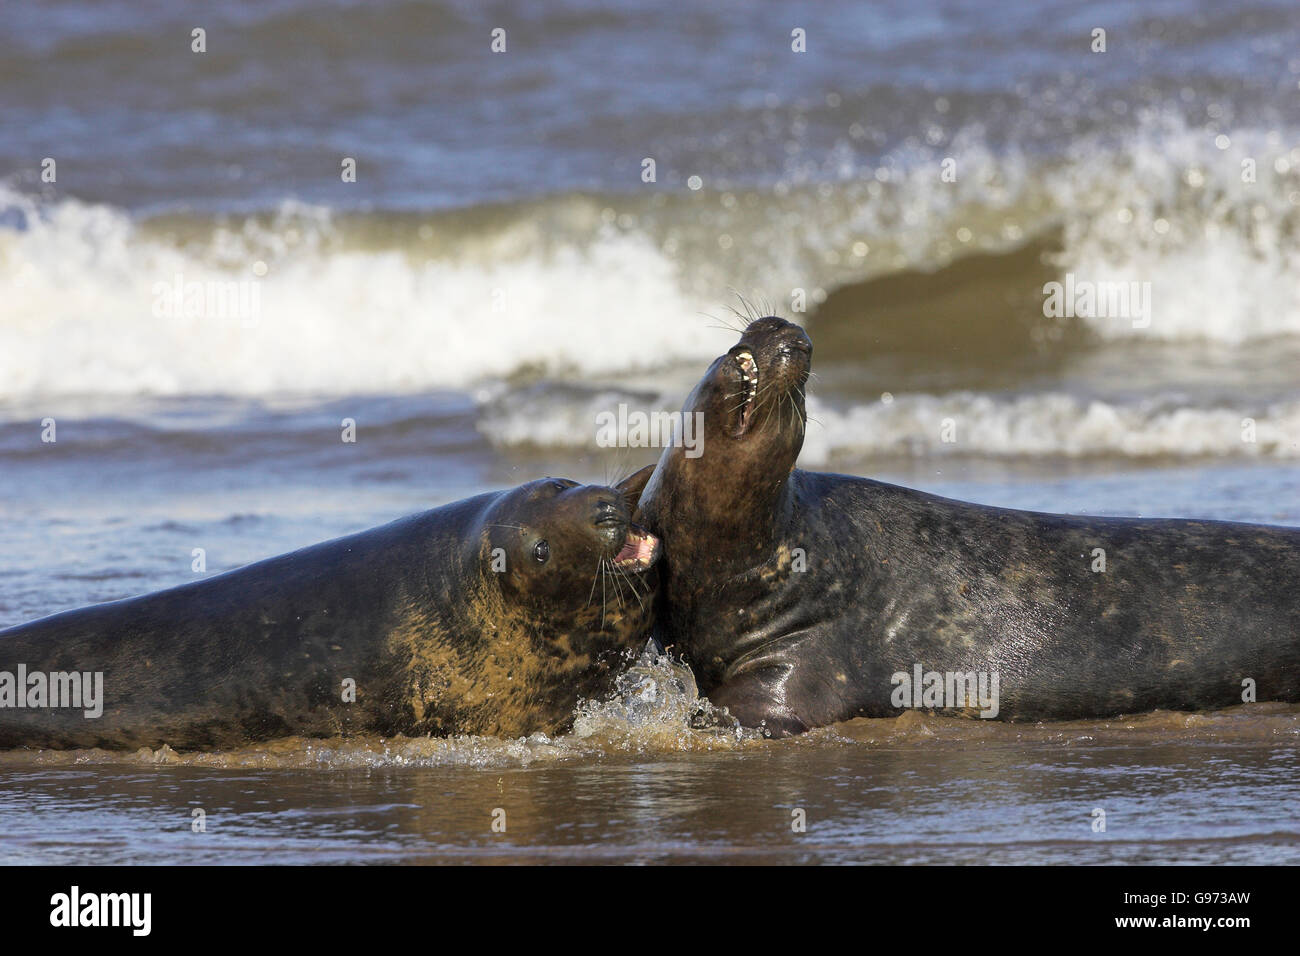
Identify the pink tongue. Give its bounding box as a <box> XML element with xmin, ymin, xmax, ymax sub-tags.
<box><xmin>615</xmin><ymin>531</ymin><xmax>658</xmax><ymax>565</ymax></box>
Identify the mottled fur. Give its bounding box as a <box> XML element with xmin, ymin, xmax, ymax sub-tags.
<box><xmin>638</xmin><ymin>317</ymin><xmax>1300</xmax><ymax>735</ymax></box>
<box><xmin>0</xmin><ymin>479</ymin><xmax>655</xmax><ymax>749</ymax></box>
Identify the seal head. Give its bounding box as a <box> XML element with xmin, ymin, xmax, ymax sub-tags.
<box><xmin>387</xmin><ymin>475</ymin><xmax>663</xmax><ymax>739</ymax></box>
<box><xmin>485</xmin><ymin>477</ymin><xmax>660</xmax><ymax>614</ymax></box>
<box><xmin>640</xmin><ymin>316</ymin><xmax>810</xmax><ymax>576</ymax></box>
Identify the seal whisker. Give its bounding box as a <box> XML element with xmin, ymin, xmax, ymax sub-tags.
<box><xmin>784</xmin><ymin>390</ymin><xmax>806</xmax><ymax>434</ymax></box>
<box><xmin>600</xmin><ymin>559</ymin><xmax>614</xmax><ymax>628</ymax></box>
<box><xmin>586</xmin><ymin>559</ymin><xmax>603</xmax><ymax>609</ymax></box>
<box><xmin>727</xmin><ymin>397</ymin><xmax>752</xmax><ymax>414</ymax></box>
<box><xmin>610</xmin><ymin>559</ymin><xmax>645</xmax><ymax>610</ymax></box>
<box><xmin>605</xmin><ymin>458</ymin><xmax>628</xmax><ymax>491</ymax></box>
<box><xmin>725</xmin><ymin>288</ymin><xmax>763</xmax><ymax>324</ymax></box>
<box><xmin>723</xmin><ymin>304</ymin><xmax>750</xmax><ymax>326</ymax></box>
<box><xmin>698</xmin><ymin>308</ymin><xmax>747</xmax><ymax>335</ymax></box>
<box><xmin>731</xmin><ymin>289</ymin><xmax>758</xmax><ymax>322</ymax></box>
<box><xmin>750</xmin><ymin>380</ymin><xmax>780</xmax><ymax>425</ymax></box>
<box><xmin>608</xmin><ymin>560</ymin><xmax>627</xmax><ymax>610</ymax></box>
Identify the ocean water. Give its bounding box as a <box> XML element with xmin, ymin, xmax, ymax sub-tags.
<box><xmin>2</xmin><ymin>0</ymin><xmax>1299</xmax><ymax>864</ymax></box>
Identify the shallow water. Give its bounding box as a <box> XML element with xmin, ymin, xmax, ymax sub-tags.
<box><xmin>3</xmin><ymin>697</ymin><xmax>1298</xmax><ymax>864</ymax></box>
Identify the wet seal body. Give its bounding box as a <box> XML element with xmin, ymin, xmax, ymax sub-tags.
<box><xmin>637</xmin><ymin>317</ymin><xmax>1300</xmax><ymax>735</ymax></box>
<box><xmin>0</xmin><ymin>477</ymin><xmax>659</xmax><ymax>750</ymax></box>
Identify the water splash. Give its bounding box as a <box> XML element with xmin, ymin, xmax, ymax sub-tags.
<box><xmin>571</xmin><ymin>641</ymin><xmax>757</xmax><ymax>750</ymax></box>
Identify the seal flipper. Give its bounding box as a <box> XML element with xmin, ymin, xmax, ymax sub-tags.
<box><xmin>707</xmin><ymin>668</ymin><xmax>810</xmax><ymax>738</ymax></box>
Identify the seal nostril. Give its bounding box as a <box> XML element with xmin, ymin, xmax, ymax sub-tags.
<box><xmin>594</xmin><ymin>500</ymin><xmax>622</xmax><ymax>526</ymax></box>
<box><xmin>781</xmin><ymin>330</ymin><xmax>812</xmax><ymax>355</ymax></box>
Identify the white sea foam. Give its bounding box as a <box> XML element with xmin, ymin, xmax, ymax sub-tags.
<box><xmin>1050</xmin><ymin>122</ymin><xmax>1300</xmax><ymax>343</ymax></box>
<box><xmin>478</xmin><ymin>387</ymin><xmax>1300</xmax><ymax>462</ymax></box>
<box><xmin>0</xmin><ymin>186</ymin><xmax>714</xmax><ymax>398</ymax></box>
<box><xmin>798</xmin><ymin>392</ymin><xmax>1300</xmax><ymax>464</ymax></box>
<box><xmin>3</xmin><ymin>118</ymin><xmax>1300</xmax><ymax>400</ymax></box>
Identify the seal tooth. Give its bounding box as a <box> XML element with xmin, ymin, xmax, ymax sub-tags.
<box><xmin>735</xmin><ymin>351</ymin><xmax>758</xmax><ymax>399</ymax></box>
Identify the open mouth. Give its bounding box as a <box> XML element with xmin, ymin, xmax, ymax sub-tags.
<box><xmin>612</xmin><ymin>525</ymin><xmax>660</xmax><ymax>572</ymax></box>
<box><xmin>733</xmin><ymin>349</ymin><xmax>758</xmax><ymax>434</ymax></box>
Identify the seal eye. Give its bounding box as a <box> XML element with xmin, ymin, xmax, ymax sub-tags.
<box><xmin>533</xmin><ymin>539</ymin><xmax>550</xmax><ymax>563</ymax></box>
